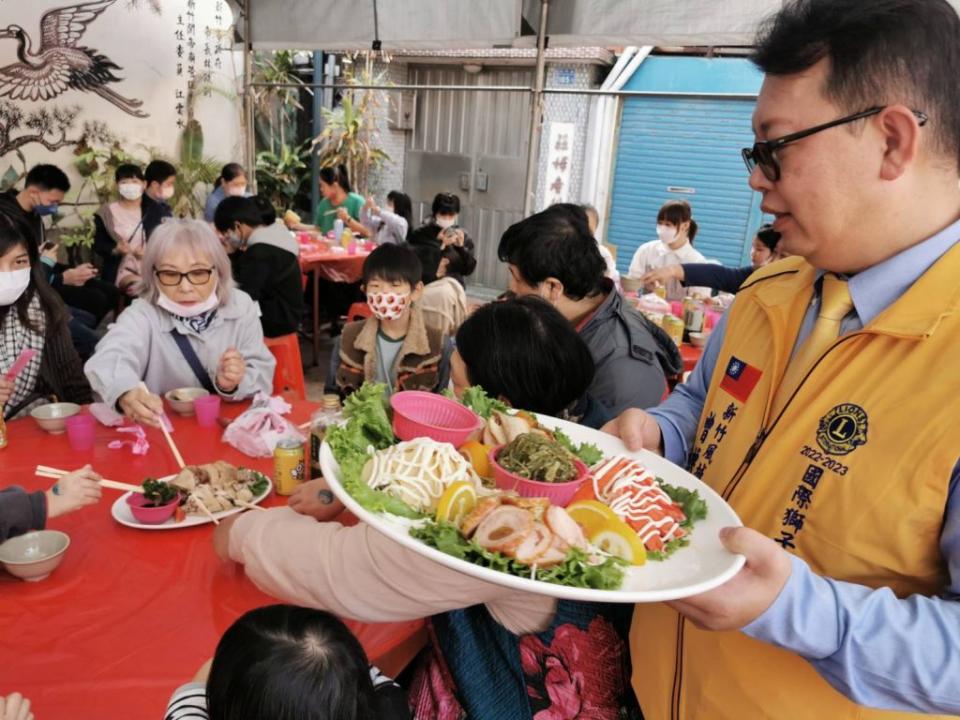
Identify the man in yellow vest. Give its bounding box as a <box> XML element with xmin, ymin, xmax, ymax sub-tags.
<box><xmin>604</xmin><ymin>0</ymin><xmax>960</xmax><ymax>717</ymax></box>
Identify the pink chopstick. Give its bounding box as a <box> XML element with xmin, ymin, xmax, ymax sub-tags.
<box><xmin>4</xmin><ymin>349</ymin><xmax>37</xmax><ymax>381</ymax></box>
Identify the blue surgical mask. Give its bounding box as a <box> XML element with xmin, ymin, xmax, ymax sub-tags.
<box><xmin>35</xmin><ymin>204</ymin><xmax>59</xmax><ymax>217</ymax></box>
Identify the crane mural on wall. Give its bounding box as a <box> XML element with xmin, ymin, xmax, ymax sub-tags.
<box><xmin>0</xmin><ymin>0</ymin><xmax>149</xmax><ymax>118</ymax></box>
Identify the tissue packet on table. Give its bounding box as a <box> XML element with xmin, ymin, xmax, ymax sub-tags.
<box><xmin>222</xmin><ymin>392</ymin><xmax>306</xmax><ymax>458</ymax></box>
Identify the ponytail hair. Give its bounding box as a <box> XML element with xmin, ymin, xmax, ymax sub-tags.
<box><xmin>657</xmin><ymin>200</ymin><xmax>698</xmax><ymax>243</ymax></box>
<box><xmin>319</xmin><ymin>164</ymin><xmax>351</xmax><ymax>193</ymax></box>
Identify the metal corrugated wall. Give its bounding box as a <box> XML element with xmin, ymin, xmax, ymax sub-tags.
<box><xmin>405</xmin><ymin>66</ymin><xmax>531</xmax><ymax>291</ymax></box>
<box><xmin>608</xmin><ymin>96</ymin><xmax>763</xmax><ymax>273</ymax></box>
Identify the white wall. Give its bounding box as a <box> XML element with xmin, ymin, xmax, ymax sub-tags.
<box><xmin>0</xmin><ymin>0</ymin><xmax>243</xmax><ymax>203</ymax></box>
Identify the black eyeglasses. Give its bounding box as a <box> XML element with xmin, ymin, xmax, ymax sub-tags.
<box><xmin>155</xmin><ymin>268</ymin><xmax>215</xmax><ymax>286</ymax></box>
<box><xmin>742</xmin><ymin>106</ymin><xmax>929</xmax><ymax>182</ymax></box>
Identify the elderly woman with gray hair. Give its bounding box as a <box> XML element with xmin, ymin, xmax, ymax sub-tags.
<box><xmin>84</xmin><ymin>219</ymin><xmax>275</xmax><ymax>427</ymax></box>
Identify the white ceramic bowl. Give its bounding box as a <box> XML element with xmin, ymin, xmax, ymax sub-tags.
<box><xmin>0</xmin><ymin>530</ymin><xmax>70</xmax><ymax>581</ymax></box>
<box><xmin>688</xmin><ymin>331</ymin><xmax>710</xmax><ymax>348</ymax></box>
<box><xmin>164</xmin><ymin>387</ymin><xmax>210</xmax><ymax>416</ymax></box>
<box><xmin>30</xmin><ymin>403</ymin><xmax>81</xmax><ymax>434</ymax></box>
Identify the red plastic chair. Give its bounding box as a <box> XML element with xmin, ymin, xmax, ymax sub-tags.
<box><xmin>264</xmin><ymin>333</ymin><xmax>307</xmax><ymax>401</ymax></box>
<box><xmin>346</xmin><ymin>301</ymin><xmax>373</xmax><ymax>322</ymax></box>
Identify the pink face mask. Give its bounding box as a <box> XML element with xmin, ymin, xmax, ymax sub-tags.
<box><xmin>367</xmin><ymin>291</ymin><xmax>409</xmax><ymax>320</ymax></box>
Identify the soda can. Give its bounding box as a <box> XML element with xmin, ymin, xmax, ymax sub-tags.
<box><xmin>274</xmin><ymin>439</ymin><xmax>305</xmax><ymax>496</ymax></box>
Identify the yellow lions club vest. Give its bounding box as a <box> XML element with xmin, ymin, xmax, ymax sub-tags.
<box><xmin>631</xmin><ymin>249</ymin><xmax>960</xmax><ymax>720</ymax></box>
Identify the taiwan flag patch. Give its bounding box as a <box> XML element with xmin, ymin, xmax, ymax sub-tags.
<box><xmin>719</xmin><ymin>356</ymin><xmax>763</xmax><ymax>403</ymax></box>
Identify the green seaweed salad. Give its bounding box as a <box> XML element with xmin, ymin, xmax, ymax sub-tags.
<box><xmin>325</xmin><ymin>383</ymin><xmax>627</xmax><ymax>590</ymax></box>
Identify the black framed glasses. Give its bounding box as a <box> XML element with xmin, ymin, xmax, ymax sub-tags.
<box><xmin>742</xmin><ymin>106</ymin><xmax>929</xmax><ymax>182</ymax></box>
<box><xmin>155</xmin><ymin>268</ymin><xmax>215</xmax><ymax>286</ymax></box>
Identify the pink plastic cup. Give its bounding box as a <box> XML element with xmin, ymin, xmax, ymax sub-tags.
<box><xmin>65</xmin><ymin>414</ymin><xmax>95</xmax><ymax>452</ymax></box>
<box><xmin>670</xmin><ymin>301</ymin><xmax>684</xmax><ymax>317</ymax></box>
<box><xmin>193</xmin><ymin>395</ymin><xmax>221</xmax><ymax>428</ymax></box>
<box><xmin>705</xmin><ymin>310</ymin><xmax>721</xmax><ymax>330</ymax></box>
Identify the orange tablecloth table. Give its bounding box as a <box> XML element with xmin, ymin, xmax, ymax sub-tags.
<box><xmin>299</xmin><ymin>239</ymin><xmax>371</xmax><ymax>365</ymax></box>
<box><xmin>0</xmin><ymin>400</ymin><xmax>424</xmax><ymax>720</ymax></box>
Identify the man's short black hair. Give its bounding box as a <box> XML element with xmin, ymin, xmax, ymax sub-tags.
<box><xmin>250</xmin><ymin>195</ymin><xmax>276</xmax><ymax>225</ymax></box>
<box><xmin>432</xmin><ymin>192</ymin><xmax>460</xmax><ymax>217</ymax></box>
<box><xmin>362</xmin><ymin>243</ymin><xmax>422</xmax><ymax>287</ymax></box>
<box><xmin>115</xmin><ymin>163</ymin><xmax>144</xmax><ymax>183</ymax></box>
<box><xmin>213</xmin><ymin>196</ymin><xmax>263</xmax><ymax>232</ymax></box>
<box><xmin>753</xmin><ymin>0</ymin><xmax>960</xmax><ymax>168</ymax></box>
<box><xmin>455</xmin><ymin>295</ymin><xmax>595</xmax><ymax>416</ymax></box>
<box><xmin>497</xmin><ymin>203</ymin><xmax>606</xmax><ymax>301</ymax></box>
<box><xmin>25</xmin><ymin>164</ymin><xmax>70</xmax><ymax>193</ymax></box>
<box><xmin>144</xmin><ymin>160</ymin><xmax>177</xmax><ymax>186</ymax></box>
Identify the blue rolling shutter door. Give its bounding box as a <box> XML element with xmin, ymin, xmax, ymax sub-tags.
<box><xmin>608</xmin><ymin>96</ymin><xmax>762</xmax><ymax>273</ymax></box>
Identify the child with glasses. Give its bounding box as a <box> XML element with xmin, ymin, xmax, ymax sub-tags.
<box><xmin>84</xmin><ymin>219</ymin><xmax>275</xmax><ymax>428</ymax></box>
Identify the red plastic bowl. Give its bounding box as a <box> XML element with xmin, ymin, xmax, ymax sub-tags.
<box><xmin>126</xmin><ymin>493</ymin><xmax>180</xmax><ymax>525</ymax></box>
<box><xmin>488</xmin><ymin>445</ymin><xmax>589</xmax><ymax>507</ymax></box>
<box><xmin>390</xmin><ymin>391</ymin><xmax>482</xmax><ymax>446</ymax></box>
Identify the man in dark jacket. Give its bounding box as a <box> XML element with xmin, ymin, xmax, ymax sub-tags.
<box><xmin>498</xmin><ymin>204</ymin><xmax>682</xmax><ymax>414</ymax></box>
<box><xmin>0</xmin><ymin>164</ymin><xmax>118</xmax><ymax>324</ymax></box>
<box><xmin>408</xmin><ymin>192</ymin><xmax>476</xmax><ymax>263</ymax></box>
<box><xmin>141</xmin><ymin>159</ymin><xmax>177</xmax><ymax>239</ymax></box>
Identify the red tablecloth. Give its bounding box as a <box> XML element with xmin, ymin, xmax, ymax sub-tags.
<box><xmin>0</xmin><ymin>401</ymin><xmax>424</xmax><ymax>719</ymax></box>
<box><xmin>680</xmin><ymin>342</ymin><xmax>704</xmax><ymax>373</ymax></box>
<box><xmin>299</xmin><ymin>244</ymin><xmax>369</xmax><ymax>284</ymax></box>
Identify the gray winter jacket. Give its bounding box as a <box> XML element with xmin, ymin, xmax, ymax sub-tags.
<box><xmin>84</xmin><ymin>290</ymin><xmax>275</xmax><ymax>410</ymax></box>
<box><xmin>579</xmin><ymin>283</ymin><xmax>683</xmax><ymax>414</ymax></box>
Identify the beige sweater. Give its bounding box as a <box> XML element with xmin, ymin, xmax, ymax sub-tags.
<box><xmin>228</xmin><ymin>507</ymin><xmax>558</xmax><ymax>634</ymax></box>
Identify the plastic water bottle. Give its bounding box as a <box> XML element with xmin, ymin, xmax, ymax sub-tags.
<box><xmin>333</xmin><ymin>218</ymin><xmax>345</xmax><ymax>242</ymax></box>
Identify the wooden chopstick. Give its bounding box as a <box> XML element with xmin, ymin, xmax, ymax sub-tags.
<box><xmin>35</xmin><ymin>466</ymin><xmax>144</xmax><ymax>494</ymax></box>
<box><xmin>192</xmin><ymin>495</ymin><xmax>219</xmax><ymax>525</ymax></box>
<box><xmin>139</xmin><ymin>382</ymin><xmax>186</xmax><ymax>469</ymax></box>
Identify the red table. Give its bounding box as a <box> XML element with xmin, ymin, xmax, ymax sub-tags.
<box><xmin>0</xmin><ymin>401</ymin><xmax>425</xmax><ymax>719</ymax></box>
<box><xmin>680</xmin><ymin>342</ymin><xmax>704</xmax><ymax>373</ymax></box>
<box><xmin>299</xmin><ymin>240</ymin><xmax>370</xmax><ymax>365</ymax></box>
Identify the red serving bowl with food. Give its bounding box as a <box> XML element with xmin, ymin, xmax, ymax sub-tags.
<box><xmin>488</xmin><ymin>445</ymin><xmax>589</xmax><ymax>507</ymax></box>
<box><xmin>390</xmin><ymin>391</ymin><xmax>482</xmax><ymax>446</ymax></box>
<box><xmin>126</xmin><ymin>493</ymin><xmax>180</xmax><ymax>525</ymax></box>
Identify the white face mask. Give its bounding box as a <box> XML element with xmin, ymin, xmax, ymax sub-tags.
<box><xmin>161</xmin><ymin>186</ymin><xmax>176</xmax><ymax>201</ymax></box>
<box><xmin>156</xmin><ymin>280</ymin><xmax>220</xmax><ymax>317</ymax></box>
<box><xmin>435</xmin><ymin>215</ymin><xmax>457</xmax><ymax>230</ymax></box>
<box><xmin>0</xmin><ymin>268</ymin><xmax>30</xmax><ymax>306</ymax></box>
<box><xmin>656</xmin><ymin>224</ymin><xmax>679</xmax><ymax>247</ymax></box>
<box><xmin>118</xmin><ymin>183</ymin><xmax>143</xmax><ymax>201</ymax></box>
<box><xmin>226</xmin><ymin>185</ymin><xmax>247</xmax><ymax>198</ymax></box>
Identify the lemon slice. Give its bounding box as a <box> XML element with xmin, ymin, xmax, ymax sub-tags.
<box><xmin>435</xmin><ymin>481</ymin><xmax>478</xmax><ymax>526</ymax></box>
<box><xmin>591</xmin><ymin>526</ymin><xmax>647</xmax><ymax>566</ymax></box>
<box><xmin>458</xmin><ymin>440</ymin><xmax>493</xmax><ymax>479</ymax></box>
<box><xmin>568</xmin><ymin>500</ymin><xmax>647</xmax><ymax>566</ymax></box>
<box><xmin>566</xmin><ymin>500</ymin><xmax>622</xmax><ymax>536</ymax></box>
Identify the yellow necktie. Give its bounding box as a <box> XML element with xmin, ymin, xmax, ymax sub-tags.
<box><xmin>772</xmin><ymin>274</ymin><xmax>854</xmax><ymax>415</ymax></box>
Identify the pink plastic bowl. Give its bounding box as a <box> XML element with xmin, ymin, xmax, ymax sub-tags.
<box><xmin>390</xmin><ymin>391</ymin><xmax>481</xmax><ymax>446</ymax></box>
<box><xmin>126</xmin><ymin>493</ymin><xmax>180</xmax><ymax>525</ymax></box>
<box><xmin>489</xmin><ymin>446</ymin><xmax>589</xmax><ymax>507</ymax></box>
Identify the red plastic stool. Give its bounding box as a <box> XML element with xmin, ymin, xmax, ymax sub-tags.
<box><xmin>264</xmin><ymin>333</ymin><xmax>307</xmax><ymax>401</ymax></box>
<box><xmin>346</xmin><ymin>301</ymin><xmax>373</xmax><ymax>322</ymax></box>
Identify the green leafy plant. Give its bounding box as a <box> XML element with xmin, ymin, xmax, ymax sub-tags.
<box><xmin>314</xmin><ymin>52</ymin><xmax>391</xmax><ymax>196</ymax></box>
<box><xmin>252</xmin><ymin>50</ymin><xmax>307</xmax><ymax>156</ymax></box>
<box><xmin>255</xmin><ymin>140</ymin><xmax>312</xmax><ymax>214</ymax></box>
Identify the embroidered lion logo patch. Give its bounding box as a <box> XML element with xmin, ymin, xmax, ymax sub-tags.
<box><xmin>817</xmin><ymin>403</ymin><xmax>868</xmax><ymax>456</ymax></box>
